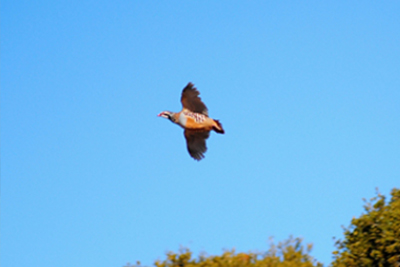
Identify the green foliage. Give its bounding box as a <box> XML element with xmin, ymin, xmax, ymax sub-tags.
<box><xmin>331</xmin><ymin>188</ymin><xmax>400</xmax><ymax>267</ymax></box>
<box><xmin>129</xmin><ymin>188</ymin><xmax>400</xmax><ymax>267</ymax></box>
<box><xmin>153</xmin><ymin>237</ymin><xmax>322</xmax><ymax>267</ymax></box>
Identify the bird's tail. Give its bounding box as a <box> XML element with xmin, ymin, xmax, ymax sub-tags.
<box><xmin>213</xmin><ymin>120</ymin><xmax>225</xmax><ymax>134</ymax></box>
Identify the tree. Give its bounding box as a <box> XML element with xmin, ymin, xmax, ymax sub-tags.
<box><xmin>152</xmin><ymin>236</ymin><xmax>322</xmax><ymax>267</ymax></box>
<box><xmin>331</xmin><ymin>188</ymin><xmax>400</xmax><ymax>267</ymax></box>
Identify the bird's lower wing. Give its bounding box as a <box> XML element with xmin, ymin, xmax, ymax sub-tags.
<box><xmin>184</xmin><ymin>130</ymin><xmax>210</xmax><ymax>160</ymax></box>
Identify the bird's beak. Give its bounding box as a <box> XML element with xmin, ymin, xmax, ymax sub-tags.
<box><xmin>157</xmin><ymin>112</ymin><xmax>163</xmax><ymax>117</ymax></box>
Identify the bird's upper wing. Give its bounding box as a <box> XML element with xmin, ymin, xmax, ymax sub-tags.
<box><xmin>181</xmin><ymin>83</ymin><xmax>208</xmax><ymax>116</ymax></box>
<box><xmin>184</xmin><ymin>130</ymin><xmax>210</xmax><ymax>160</ymax></box>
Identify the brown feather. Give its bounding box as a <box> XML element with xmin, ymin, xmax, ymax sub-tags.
<box><xmin>181</xmin><ymin>83</ymin><xmax>208</xmax><ymax>116</ymax></box>
<box><xmin>184</xmin><ymin>130</ymin><xmax>210</xmax><ymax>160</ymax></box>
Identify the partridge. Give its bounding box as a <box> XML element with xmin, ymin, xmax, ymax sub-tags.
<box><xmin>158</xmin><ymin>82</ymin><xmax>224</xmax><ymax>160</ymax></box>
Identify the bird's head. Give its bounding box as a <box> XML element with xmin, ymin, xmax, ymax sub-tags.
<box><xmin>157</xmin><ymin>111</ymin><xmax>175</xmax><ymax>121</ymax></box>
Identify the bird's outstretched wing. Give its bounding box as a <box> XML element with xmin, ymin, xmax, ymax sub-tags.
<box><xmin>181</xmin><ymin>83</ymin><xmax>208</xmax><ymax>116</ymax></box>
<box><xmin>184</xmin><ymin>130</ymin><xmax>210</xmax><ymax>160</ymax></box>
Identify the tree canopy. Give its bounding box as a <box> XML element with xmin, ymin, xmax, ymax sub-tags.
<box><xmin>140</xmin><ymin>237</ymin><xmax>322</xmax><ymax>267</ymax></box>
<box><xmin>129</xmin><ymin>188</ymin><xmax>400</xmax><ymax>267</ymax></box>
<box><xmin>331</xmin><ymin>188</ymin><xmax>400</xmax><ymax>267</ymax></box>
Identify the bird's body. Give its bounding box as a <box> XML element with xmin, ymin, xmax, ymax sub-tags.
<box><xmin>158</xmin><ymin>83</ymin><xmax>224</xmax><ymax>160</ymax></box>
<box><xmin>175</xmin><ymin>109</ymin><xmax>218</xmax><ymax>130</ymax></box>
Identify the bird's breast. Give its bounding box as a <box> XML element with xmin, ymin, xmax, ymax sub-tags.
<box><xmin>177</xmin><ymin>112</ymin><xmax>188</xmax><ymax>127</ymax></box>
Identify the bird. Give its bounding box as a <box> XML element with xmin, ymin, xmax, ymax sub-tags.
<box><xmin>158</xmin><ymin>82</ymin><xmax>224</xmax><ymax>160</ymax></box>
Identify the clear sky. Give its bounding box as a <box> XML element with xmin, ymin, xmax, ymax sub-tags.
<box><xmin>2</xmin><ymin>1</ymin><xmax>399</xmax><ymax>266</ymax></box>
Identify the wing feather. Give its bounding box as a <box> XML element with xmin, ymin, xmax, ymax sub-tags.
<box><xmin>181</xmin><ymin>83</ymin><xmax>208</xmax><ymax>116</ymax></box>
<box><xmin>184</xmin><ymin>130</ymin><xmax>210</xmax><ymax>160</ymax></box>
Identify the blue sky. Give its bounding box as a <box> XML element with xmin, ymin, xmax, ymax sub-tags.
<box><xmin>2</xmin><ymin>1</ymin><xmax>399</xmax><ymax>266</ymax></box>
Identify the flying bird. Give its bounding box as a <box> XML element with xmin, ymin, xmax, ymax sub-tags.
<box><xmin>158</xmin><ymin>82</ymin><xmax>224</xmax><ymax>160</ymax></box>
